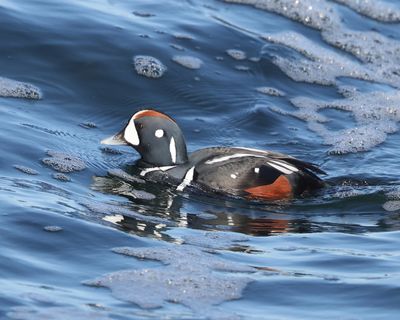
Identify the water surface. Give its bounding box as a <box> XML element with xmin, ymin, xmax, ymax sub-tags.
<box><xmin>1</xmin><ymin>0</ymin><xmax>400</xmax><ymax>319</ymax></box>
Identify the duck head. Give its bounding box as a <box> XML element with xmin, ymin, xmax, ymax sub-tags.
<box><xmin>102</xmin><ymin>109</ymin><xmax>188</xmax><ymax>166</ymax></box>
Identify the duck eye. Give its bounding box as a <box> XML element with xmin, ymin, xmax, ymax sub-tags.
<box><xmin>138</xmin><ymin>123</ymin><xmax>144</xmax><ymax>129</ymax></box>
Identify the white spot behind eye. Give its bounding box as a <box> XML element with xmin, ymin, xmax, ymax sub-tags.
<box><xmin>155</xmin><ymin>129</ymin><xmax>164</xmax><ymax>138</ymax></box>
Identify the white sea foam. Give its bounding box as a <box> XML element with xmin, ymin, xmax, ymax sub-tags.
<box><xmin>271</xmin><ymin>90</ymin><xmax>400</xmax><ymax>154</ymax></box>
<box><xmin>225</xmin><ymin>0</ymin><xmax>400</xmax><ymax>153</ymax></box>
<box><xmin>322</xmin><ymin>26</ymin><xmax>400</xmax><ymax>88</ymax></box>
<box><xmin>133</xmin><ymin>55</ymin><xmax>166</xmax><ymax>78</ymax></box>
<box><xmin>84</xmin><ymin>245</ymin><xmax>252</xmax><ymax>313</ymax></box>
<box><xmin>333</xmin><ymin>0</ymin><xmax>400</xmax><ymax>22</ymax></box>
<box><xmin>230</xmin><ymin>1</ymin><xmax>400</xmax><ymax>88</ymax></box>
<box><xmin>383</xmin><ymin>190</ymin><xmax>400</xmax><ymax>212</ymax></box>
<box><xmin>383</xmin><ymin>201</ymin><xmax>400</xmax><ymax>212</ymax></box>
<box><xmin>42</xmin><ymin>151</ymin><xmax>86</xmax><ymax>173</ymax></box>
<box><xmin>173</xmin><ymin>33</ymin><xmax>194</xmax><ymax>40</ymax></box>
<box><xmin>43</xmin><ymin>226</ymin><xmax>63</xmax><ymax>232</ymax></box>
<box><xmin>226</xmin><ymin>49</ymin><xmax>247</xmax><ymax>60</ymax></box>
<box><xmin>0</xmin><ymin>77</ymin><xmax>42</xmax><ymax>99</ymax></box>
<box><xmin>52</xmin><ymin>173</ymin><xmax>71</xmax><ymax>182</ymax></box>
<box><xmin>172</xmin><ymin>55</ymin><xmax>203</xmax><ymax>69</ymax></box>
<box><xmin>13</xmin><ymin>165</ymin><xmax>39</xmax><ymax>175</ymax></box>
<box><xmin>256</xmin><ymin>86</ymin><xmax>285</xmax><ymax>97</ymax></box>
<box><xmin>180</xmin><ymin>230</ymin><xmax>249</xmax><ymax>250</ymax></box>
<box><xmin>261</xmin><ymin>31</ymin><xmax>373</xmax><ymax>86</ymax></box>
<box><xmin>225</xmin><ymin>0</ymin><xmax>339</xmax><ymax>30</ymax></box>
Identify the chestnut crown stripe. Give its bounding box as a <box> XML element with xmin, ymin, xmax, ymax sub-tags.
<box><xmin>132</xmin><ymin>109</ymin><xmax>175</xmax><ymax>122</ymax></box>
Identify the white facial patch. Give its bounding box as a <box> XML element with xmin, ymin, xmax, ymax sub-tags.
<box><xmin>254</xmin><ymin>167</ymin><xmax>260</xmax><ymax>174</ymax></box>
<box><xmin>155</xmin><ymin>129</ymin><xmax>164</xmax><ymax>138</ymax></box>
<box><xmin>124</xmin><ymin>119</ymin><xmax>140</xmax><ymax>146</ymax></box>
<box><xmin>169</xmin><ymin>137</ymin><xmax>177</xmax><ymax>164</ymax></box>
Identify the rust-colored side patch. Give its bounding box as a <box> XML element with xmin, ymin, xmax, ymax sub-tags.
<box><xmin>133</xmin><ymin>109</ymin><xmax>174</xmax><ymax>122</ymax></box>
<box><xmin>245</xmin><ymin>175</ymin><xmax>293</xmax><ymax>200</ymax></box>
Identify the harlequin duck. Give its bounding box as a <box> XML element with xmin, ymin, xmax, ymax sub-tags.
<box><xmin>101</xmin><ymin>109</ymin><xmax>325</xmax><ymax>200</ymax></box>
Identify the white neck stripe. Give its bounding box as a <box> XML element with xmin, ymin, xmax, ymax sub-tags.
<box><xmin>177</xmin><ymin>166</ymin><xmax>195</xmax><ymax>191</ymax></box>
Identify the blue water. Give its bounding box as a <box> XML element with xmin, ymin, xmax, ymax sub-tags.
<box><xmin>1</xmin><ymin>0</ymin><xmax>400</xmax><ymax>319</ymax></box>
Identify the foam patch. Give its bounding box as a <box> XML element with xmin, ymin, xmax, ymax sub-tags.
<box><xmin>256</xmin><ymin>86</ymin><xmax>286</xmax><ymax>97</ymax></box>
<box><xmin>52</xmin><ymin>173</ymin><xmax>71</xmax><ymax>182</ymax></box>
<box><xmin>226</xmin><ymin>49</ymin><xmax>247</xmax><ymax>60</ymax></box>
<box><xmin>133</xmin><ymin>55</ymin><xmax>166</xmax><ymax>78</ymax></box>
<box><xmin>271</xmin><ymin>89</ymin><xmax>400</xmax><ymax>154</ymax></box>
<box><xmin>172</xmin><ymin>55</ymin><xmax>203</xmax><ymax>69</ymax></box>
<box><xmin>84</xmin><ymin>244</ymin><xmax>253</xmax><ymax>313</ymax></box>
<box><xmin>261</xmin><ymin>32</ymin><xmax>373</xmax><ymax>86</ymax></box>
<box><xmin>333</xmin><ymin>0</ymin><xmax>400</xmax><ymax>22</ymax></box>
<box><xmin>42</xmin><ymin>151</ymin><xmax>86</xmax><ymax>173</ymax></box>
<box><xmin>0</xmin><ymin>77</ymin><xmax>42</xmax><ymax>99</ymax></box>
<box><xmin>13</xmin><ymin>165</ymin><xmax>39</xmax><ymax>175</ymax></box>
<box><xmin>225</xmin><ymin>0</ymin><xmax>339</xmax><ymax>30</ymax></box>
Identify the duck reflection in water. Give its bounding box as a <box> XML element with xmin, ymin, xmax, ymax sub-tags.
<box><xmin>90</xmin><ymin>166</ymin><xmax>318</xmax><ymax>238</ymax></box>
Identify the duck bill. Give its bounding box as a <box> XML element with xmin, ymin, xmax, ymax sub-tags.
<box><xmin>101</xmin><ymin>130</ymin><xmax>128</xmax><ymax>145</ymax></box>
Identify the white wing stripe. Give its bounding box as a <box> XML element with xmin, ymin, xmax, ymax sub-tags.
<box><xmin>205</xmin><ymin>153</ymin><xmax>266</xmax><ymax>164</ymax></box>
<box><xmin>267</xmin><ymin>162</ymin><xmax>293</xmax><ymax>175</ymax></box>
<box><xmin>269</xmin><ymin>160</ymin><xmax>299</xmax><ymax>172</ymax></box>
<box><xmin>235</xmin><ymin>147</ymin><xmax>270</xmax><ymax>155</ymax></box>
